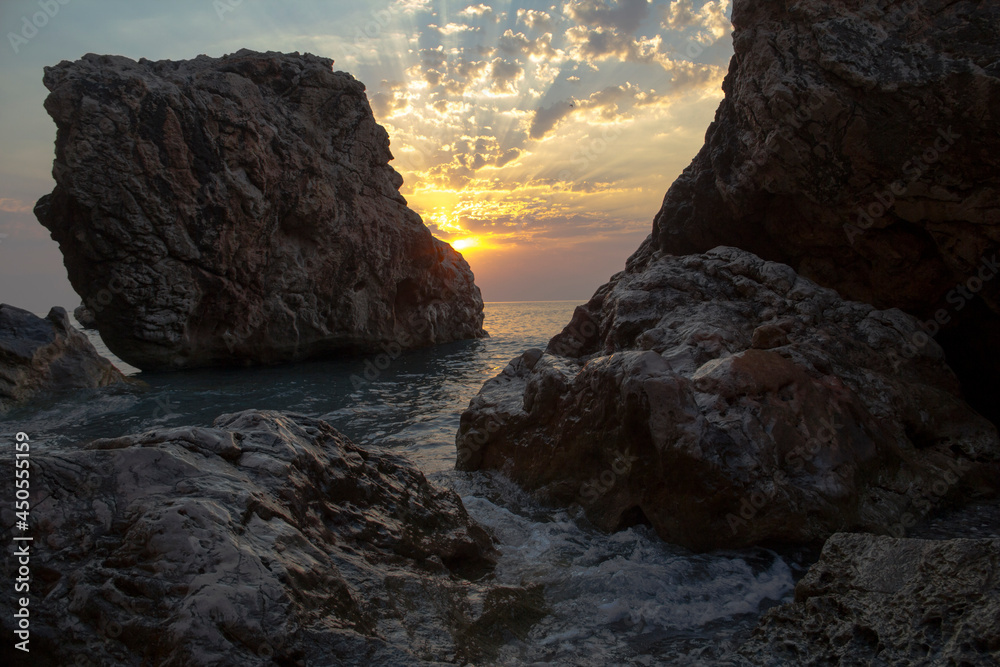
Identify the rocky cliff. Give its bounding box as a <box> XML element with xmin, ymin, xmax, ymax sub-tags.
<box><xmin>457</xmin><ymin>0</ymin><xmax>1000</xmax><ymax>550</ymax></box>
<box><xmin>35</xmin><ymin>50</ymin><xmax>486</xmax><ymax>371</ymax></box>
<box><xmin>0</xmin><ymin>304</ymin><xmax>126</xmax><ymax>411</ymax></box>
<box><xmin>648</xmin><ymin>0</ymin><xmax>1000</xmax><ymax>421</ymax></box>
<box><xmin>0</xmin><ymin>411</ymin><xmax>539</xmax><ymax>665</ymax></box>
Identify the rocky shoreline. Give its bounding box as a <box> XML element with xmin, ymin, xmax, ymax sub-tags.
<box><xmin>2</xmin><ymin>0</ymin><xmax>998</xmax><ymax>663</ymax></box>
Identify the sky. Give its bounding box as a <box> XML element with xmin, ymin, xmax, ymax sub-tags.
<box><xmin>0</xmin><ymin>0</ymin><xmax>733</xmax><ymax>310</ymax></box>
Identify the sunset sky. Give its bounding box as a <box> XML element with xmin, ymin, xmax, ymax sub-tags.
<box><xmin>0</xmin><ymin>0</ymin><xmax>733</xmax><ymax>309</ymax></box>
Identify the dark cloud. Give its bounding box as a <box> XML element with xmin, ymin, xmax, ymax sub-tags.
<box><xmin>489</xmin><ymin>58</ymin><xmax>524</xmax><ymax>94</ymax></box>
<box><xmin>529</xmin><ymin>100</ymin><xmax>578</xmax><ymax>139</ymax></box>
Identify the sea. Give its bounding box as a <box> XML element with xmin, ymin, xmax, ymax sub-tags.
<box><xmin>4</xmin><ymin>301</ymin><xmax>807</xmax><ymax>665</ymax></box>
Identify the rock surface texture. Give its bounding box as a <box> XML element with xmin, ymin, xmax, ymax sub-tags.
<box><xmin>0</xmin><ymin>411</ymin><xmax>539</xmax><ymax>666</ymax></box>
<box><xmin>36</xmin><ymin>50</ymin><xmax>485</xmax><ymax>371</ymax></box>
<box><xmin>457</xmin><ymin>247</ymin><xmax>999</xmax><ymax>551</ymax></box>
<box><xmin>0</xmin><ymin>304</ymin><xmax>125</xmax><ymax>411</ymax></box>
<box><xmin>648</xmin><ymin>0</ymin><xmax>1000</xmax><ymax>421</ymax></box>
<box><xmin>738</xmin><ymin>533</ymin><xmax>1000</xmax><ymax>666</ymax></box>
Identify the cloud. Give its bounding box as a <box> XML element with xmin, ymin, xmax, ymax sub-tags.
<box><xmin>516</xmin><ymin>9</ymin><xmax>554</xmax><ymax>31</ymax></box>
<box><xmin>460</xmin><ymin>3</ymin><xmax>493</xmax><ymax>18</ymax></box>
<box><xmin>497</xmin><ymin>29</ymin><xmax>561</xmax><ymax>61</ymax></box>
<box><xmin>432</xmin><ymin>22</ymin><xmax>477</xmax><ymax>35</ymax></box>
<box><xmin>564</xmin><ymin>0</ymin><xmax>652</xmax><ymax>35</ymax></box>
<box><xmin>530</xmin><ymin>100</ymin><xmax>578</xmax><ymax>140</ymax></box>
<box><xmin>488</xmin><ymin>58</ymin><xmax>525</xmax><ymax>95</ymax></box>
<box><xmin>0</xmin><ymin>198</ymin><xmax>33</xmax><ymax>213</ymax></box>
<box><xmin>391</xmin><ymin>0</ymin><xmax>432</xmax><ymax>14</ymax></box>
<box><xmin>661</xmin><ymin>0</ymin><xmax>731</xmax><ymax>42</ymax></box>
<box><xmin>565</xmin><ymin>25</ymin><xmax>662</xmax><ymax>64</ymax></box>
<box><xmin>495</xmin><ymin>147</ymin><xmax>523</xmax><ymax>167</ymax></box>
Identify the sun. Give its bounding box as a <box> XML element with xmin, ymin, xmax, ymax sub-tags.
<box><xmin>450</xmin><ymin>237</ymin><xmax>480</xmax><ymax>252</ymax></box>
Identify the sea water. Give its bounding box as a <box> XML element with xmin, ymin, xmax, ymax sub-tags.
<box><xmin>2</xmin><ymin>302</ymin><xmax>803</xmax><ymax>665</ymax></box>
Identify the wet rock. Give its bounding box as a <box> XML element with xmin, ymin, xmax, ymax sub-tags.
<box><xmin>36</xmin><ymin>50</ymin><xmax>485</xmax><ymax>371</ymax></box>
<box><xmin>457</xmin><ymin>247</ymin><xmax>1000</xmax><ymax>551</ymax></box>
<box><xmin>739</xmin><ymin>533</ymin><xmax>1000</xmax><ymax>666</ymax></box>
<box><xmin>646</xmin><ymin>0</ymin><xmax>1000</xmax><ymax>421</ymax></box>
<box><xmin>0</xmin><ymin>304</ymin><xmax>126</xmax><ymax>412</ymax></box>
<box><xmin>0</xmin><ymin>410</ymin><xmax>538</xmax><ymax>666</ymax></box>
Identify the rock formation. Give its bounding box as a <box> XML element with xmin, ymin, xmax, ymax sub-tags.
<box><xmin>456</xmin><ymin>0</ymin><xmax>1000</xmax><ymax>549</ymax></box>
<box><xmin>0</xmin><ymin>410</ymin><xmax>541</xmax><ymax>665</ymax></box>
<box><xmin>457</xmin><ymin>247</ymin><xmax>999</xmax><ymax>550</ymax></box>
<box><xmin>647</xmin><ymin>0</ymin><xmax>1000</xmax><ymax>421</ymax></box>
<box><xmin>739</xmin><ymin>533</ymin><xmax>1000</xmax><ymax>665</ymax></box>
<box><xmin>0</xmin><ymin>304</ymin><xmax>126</xmax><ymax>411</ymax></box>
<box><xmin>36</xmin><ymin>50</ymin><xmax>486</xmax><ymax>371</ymax></box>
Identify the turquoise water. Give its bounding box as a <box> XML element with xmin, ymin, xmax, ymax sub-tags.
<box><xmin>3</xmin><ymin>302</ymin><xmax>800</xmax><ymax>665</ymax></box>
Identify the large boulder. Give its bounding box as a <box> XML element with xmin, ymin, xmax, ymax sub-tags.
<box><xmin>35</xmin><ymin>50</ymin><xmax>485</xmax><ymax>371</ymax></box>
<box><xmin>457</xmin><ymin>247</ymin><xmax>999</xmax><ymax>551</ymax></box>
<box><xmin>738</xmin><ymin>533</ymin><xmax>1000</xmax><ymax>665</ymax></box>
<box><xmin>0</xmin><ymin>411</ymin><xmax>540</xmax><ymax>665</ymax></box>
<box><xmin>647</xmin><ymin>0</ymin><xmax>1000</xmax><ymax>421</ymax></box>
<box><xmin>0</xmin><ymin>304</ymin><xmax>126</xmax><ymax>412</ymax></box>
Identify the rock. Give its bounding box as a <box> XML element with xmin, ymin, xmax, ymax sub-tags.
<box><xmin>738</xmin><ymin>533</ymin><xmax>1000</xmax><ymax>666</ymax></box>
<box><xmin>0</xmin><ymin>304</ymin><xmax>126</xmax><ymax>412</ymax></box>
<box><xmin>73</xmin><ymin>303</ymin><xmax>97</xmax><ymax>329</ymax></box>
<box><xmin>646</xmin><ymin>0</ymin><xmax>1000</xmax><ymax>421</ymax></box>
<box><xmin>0</xmin><ymin>410</ymin><xmax>541</xmax><ymax>665</ymax></box>
<box><xmin>457</xmin><ymin>247</ymin><xmax>1000</xmax><ymax>551</ymax></box>
<box><xmin>35</xmin><ymin>50</ymin><xmax>486</xmax><ymax>371</ymax></box>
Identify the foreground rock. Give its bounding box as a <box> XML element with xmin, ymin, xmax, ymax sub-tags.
<box><xmin>0</xmin><ymin>304</ymin><xmax>126</xmax><ymax>412</ymax></box>
<box><xmin>0</xmin><ymin>411</ymin><xmax>541</xmax><ymax>665</ymax></box>
<box><xmin>457</xmin><ymin>247</ymin><xmax>999</xmax><ymax>551</ymax></box>
<box><xmin>36</xmin><ymin>50</ymin><xmax>485</xmax><ymax>371</ymax></box>
<box><xmin>739</xmin><ymin>533</ymin><xmax>1000</xmax><ymax>665</ymax></box>
<box><xmin>647</xmin><ymin>0</ymin><xmax>1000</xmax><ymax>421</ymax></box>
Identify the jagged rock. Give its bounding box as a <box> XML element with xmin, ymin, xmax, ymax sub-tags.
<box><xmin>35</xmin><ymin>50</ymin><xmax>485</xmax><ymax>371</ymax></box>
<box><xmin>0</xmin><ymin>410</ymin><xmax>541</xmax><ymax>666</ymax></box>
<box><xmin>457</xmin><ymin>247</ymin><xmax>999</xmax><ymax>551</ymax></box>
<box><xmin>0</xmin><ymin>304</ymin><xmax>126</xmax><ymax>411</ymax></box>
<box><xmin>647</xmin><ymin>0</ymin><xmax>1000</xmax><ymax>421</ymax></box>
<box><xmin>738</xmin><ymin>533</ymin><xmax>1000</xmax><ymax>665</ymax></box>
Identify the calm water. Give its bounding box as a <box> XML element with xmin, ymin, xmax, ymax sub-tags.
<box><xmin>3</xmin><ymin>302</ymin><xmax>800</xmax><ymax>665</ymax></box>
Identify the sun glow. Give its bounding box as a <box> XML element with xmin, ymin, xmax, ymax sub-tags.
<box><xmin>450</xmin><ymin>237</ymin><xmax>481</xmax><ymax>252</ymax></box>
